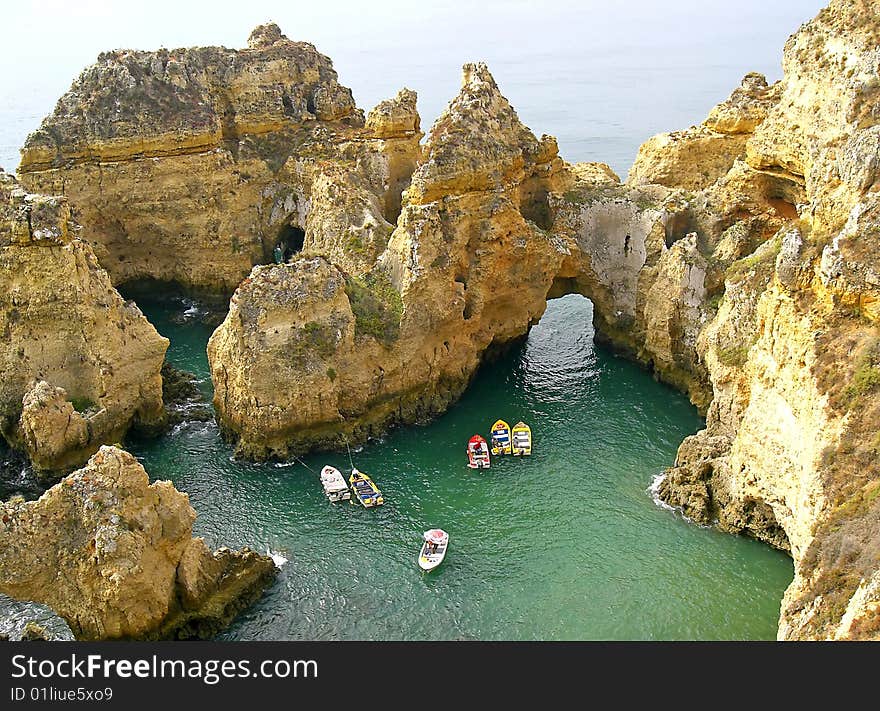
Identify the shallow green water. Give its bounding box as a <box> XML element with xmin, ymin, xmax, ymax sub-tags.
<box><xmin>127</xmin><ymin>294</ymin><xmax>793</xmax><ymax>640</ymax></box>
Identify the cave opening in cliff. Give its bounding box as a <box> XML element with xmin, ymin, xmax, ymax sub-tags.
<box><xmin>275</xmin><ymin>224</ymin><xmax>306</xmax><ymax>263</ymax></box>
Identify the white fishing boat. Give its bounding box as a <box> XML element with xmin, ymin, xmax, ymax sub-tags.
<box><xmin>320</xmin><ymin>465</ymin><xmax>351</xmax><ymax>502</ymax></box>
<box><xmin>418</xmin><ymin>529</ymin><xmax>449</xmax><ymax>572</ymax></box>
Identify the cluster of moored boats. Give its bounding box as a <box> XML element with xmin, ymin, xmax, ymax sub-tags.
<box><xmin>319</xmin><ymin>465</ymin><xmax>384</xmax><ymax>507</ymax></box>
<box><xmin>318</xmin><ymin>463</ymin><xmax>447</xmax><ymax>571</ymax></box>
<box><xmin>313</xmin><ymin>420</ymin><xmax>532</xmax><ymax>572</ymax></box>
<box><xmin>467</xmin><ymin>419</ymin><xmax>532</xmax><ymax>468</ymax></box>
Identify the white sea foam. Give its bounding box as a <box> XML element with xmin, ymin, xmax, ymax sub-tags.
<box><xmin>647</xmin><ymin>472</ymin><xmax>676</xmax><ymax>513</ymax></box>
<box><xmin>267</xmin><ymin>549</ymin><xmax>289</xmax><ymax>568</ymax></box>
<box><xmin>647</xmin><ymin>472</ymin><xmax>708</xmax><ymax>528</ymax></box>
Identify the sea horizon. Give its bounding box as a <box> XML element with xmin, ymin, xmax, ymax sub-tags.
<box><xmin>1</xmin><ymin>0</ymin><xmax>826</xmax><ymax>177</ymax></box>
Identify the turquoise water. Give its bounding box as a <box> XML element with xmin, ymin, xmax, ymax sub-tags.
<box><xmin>127</xmin><ymin>294</ymin><xmax>793</xmax><ymax>640</ymax></box>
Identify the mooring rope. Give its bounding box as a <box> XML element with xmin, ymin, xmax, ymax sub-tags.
<box><xmin>295</xmin><ymin>456</ymin><xmax>316</xmax><ymax>474</ymax></box>
<box><xmin>344</xmin><ymin>436</ymin><xmax>354</xmax><ymax>470</ymax></box>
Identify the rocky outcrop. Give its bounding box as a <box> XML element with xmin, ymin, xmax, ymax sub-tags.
<box><xmin>18</xmin><ymin>381</ymin><xmax>91</xmax><ymax>472</ymax></box>
<box><xmin>18</xmin><ymin>2</ymin><xmax>880</xmax><ymax>641</ymax></box>
<box><xmin>203</xmin><ymin>55</ymin><xmax>790</xmax><ymax>458</ymax></box>
<box><xmin>208</xmin><ymin>1</ymin><xmax>880</xmax><ymax>640</ymax></box>
<box><xmin>0</xmin><ymin>170</ymin><xmax>168</xmax><ymax>474</ymax></box>
<box><xmin>17</xmin><ymin>24</ymin><xmax>421</xmax><ymax>293</ymax></box>
<box><xmin>652</xmin><ymin>0</ymin><xmax>880</xmax><ymax>640</ymax></box>
<box><xmin>0</xmin><ymin>593</ymin><xmax>75</xmax><ymax>641</ymax></box>
<box><xmin>628</xmin><ymin>73</ymin><xmax>782</xmax><ymax>191</ymax></box>
<box><xmin>0</xmin><ymin>446</ymin><xmax>275</xmax><ymax>640</ymax></box>
<box><xmin>209</xmin><ymin>63</ymin><xmax>569</xmax><ymax>457</ymax></box>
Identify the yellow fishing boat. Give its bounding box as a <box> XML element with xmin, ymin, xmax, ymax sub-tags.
<box><xmin>490</xmin><ymin>419</ymin><xmax>512</xmax><ymax>455</ymax></box>
<box><xmin>511</xmin><ymin>421</ymin><xmax>532</xmax><ymax>456</ymax></box>
<box><xmin>349</xmin><ymin>468</ymin><xmax>384</xmax><ymax>508</ymax></box>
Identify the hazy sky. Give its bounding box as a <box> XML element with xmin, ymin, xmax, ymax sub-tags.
<box><xmin>0</xmin><ymin>0</ymin><xmax>828</xmax><ymax>173</ymax></box>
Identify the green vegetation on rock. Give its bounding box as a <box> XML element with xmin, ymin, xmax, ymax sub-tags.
<box><xmin>717</xmin><ymin>342</ymin><xmax>753</xmax><ymax>368</ymax></box>
<box><xmin>68</xmin><ymin>397</ymin><xmax>98</xmax><ymax>414</ymax></box>
<box><xmin>345</xmin><ymin>270</ymin><xmax>402</xmax><ymax>346</ymax></box>
<box><xmin>843</xmin><ymin>338</ymin><xmax>880</xmax><ymax>406</ymax></box>
<box><xmin>726</xmin><ymin>234</ymin><xmax>783</xmax><ymax>281</ymax></box>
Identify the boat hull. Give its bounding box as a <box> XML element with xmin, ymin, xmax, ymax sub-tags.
<box><xmin>467</xmin><ymin>461</ymin><xmax>490</xmax><ymax>469</ymax></box>
<box><xmin>418</xmin><ymin>543</ymin><xmax>448</xmax><ymax>571</ymax></box>
<box><xmin>511</xmin><ymin>422</ymin><xmax>532</xmax><ymax>456</ymax></box>
<box><xmin>320</xmin><ymin>466</ymin><xmax>352</xmax><ymax>502</ymax></box>
<box><xmin>467</xmin><ymin>434</ymin><xmax>491</xmax><ymax>469</ymax></box>
<box><xmin>490</xmin><ymin>419</ymin><xmax>512</xmax><ymax>456</ymax></box>
<box><xmin>349</xmin><ymin>468</ymin><xmax>384</xmax><ymax>508</ymax></box>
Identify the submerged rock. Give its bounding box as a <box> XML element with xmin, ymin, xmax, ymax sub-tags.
<box><xmin>0</xmin><ymin>446</ymin><xmax>276</xmax><ymax>640</ymax></box>
<box><xmin>159</xmin><ymin>363</ymin><xmax>214</xmax><ymax>429</ymax></box>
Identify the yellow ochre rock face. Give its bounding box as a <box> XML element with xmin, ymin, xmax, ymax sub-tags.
<box><xmin>12</xmin><ymin>2</ymin><xmax>880</xmax><ymax>642</ymax></box>
<box><xmin>627</xmin><ymin>72</ymin><xmax>782</xmax><ymax>192</ymax></box>
<box><xmin>0</xmin><ymin>446</ymin><xmax>276</xmax><ymax>640</ymax></box>
<box><xmin>16</xmin><ymin>23</ymin><xmax>421</xmax><ymax>292</ymax></box>
<box><xmin>654</xmin><ymin>0</ymin><xmax>880</xmax><ymax>640</ymax></box>
<box><xmin>0</xmin><ymin>170</ymin><xmax>168</xmax><ymax>473</ymax></box>
<box><xmin>209</xmin><ymin>62</ymin><xmax>570</xmax><ymax>458</ymax></box>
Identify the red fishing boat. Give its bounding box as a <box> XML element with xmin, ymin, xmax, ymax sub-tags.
<box><xmin>467</xmin><ymin>434</ymin><xmax>491</xmax><ymax>469</ymax></box>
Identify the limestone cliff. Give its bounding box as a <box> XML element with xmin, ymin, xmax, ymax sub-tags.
<box><xmin>209</xmin><ymin>63</ymin><xmax>569</xmax><ymax>457</ymax></box>
<box><xmin>17</xmin><ymin>1</ymin><xmax>880</xmax><ymax>642</ymax></box>
<box><xmin>207</xmin><ymin>1</ymin><xmax>880</xmax><ymax>639</ymax></box>
<box><xmin>0</xmin><ymin>170</ymin><xmax>167</xmax><ymax>473</ymax></box>
<box><xmin>628</xmin><ymin>73</ymin><xmax>782</xmax><ymax>191</ymax></box>
<box><xmin>0</xmin><ymin>446</ymin><xmax>275</xmax><ymax>640</ymax></box>
<box><xmin>17</xmin><ymin>24</ymin><xmax>421</xmax><ymax>293</ymax></box>
<box><xmin>653</xmin><ymin>0</ymin><xmax>880</xmax><ymax>640</ymax></box>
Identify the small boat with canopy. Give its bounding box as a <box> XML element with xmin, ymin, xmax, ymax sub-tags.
<box><xmin>319</xmin><ymin>465</ymin><xmax>351</xmax><ymax>502</ymax></box>
<box><xmin>418</xmin><ymin>529</ymin><xmax>449</xmax><ymax>571</ymax></box>
<box><xmin>490</xmin><ymin>419</ymin><xmax>512</xmax><ymax>456</ymax></box>
<box><xmin>467</xmin><ymin>434</ymin><xmax>491</xmax><ymax>469</ymax></box>
<box><xmin>511</xmin><ymin>421</ymin><xmax>532</xmax><ymax>456</ymax></box>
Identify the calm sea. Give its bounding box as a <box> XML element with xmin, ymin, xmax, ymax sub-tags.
<box><xmin>1</xmin><ymin>1</ymin><xmax>825</xmax><ymax>177</ymax></box>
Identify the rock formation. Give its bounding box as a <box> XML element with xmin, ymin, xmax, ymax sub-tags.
<box><xmin>0</xmin><ymin>593</ymin><xmax>75</xmax><ymax>641</ymax></box>
<box><xmin>17</xmin><ymin>24</ymin><xmax>421</xmax><ymax>293</ymax></box>
<box><xmin>206</xmin><ymin>3</ymin><xmax>880</xmax><ymax>639</ymax></box>
<box><xmin>650</xmin><ymin>0</ymin><xmax>880</xmax><ymax>640</ymax></box>
<box><xmin>15</xmin><ymin>1</ymin><xmax>880</xmax><ymax>641</ymax></box>
<box><xmin>0</xmin><ymin>170</ymin><xmax>168</xmax><ymax>474</ymax></box>
<box><xmin>208</xmin><ymin>63</ymin><xmax>571</xmax><ymax>457</ymax></box>
<box><xmin>0</xmin><ymin>446</ymin><xmax>276</xmax><ymax>640</ymax></box>
<box><xmin>206</xmin><ymin>58</ymin><xmax>736</xmax><ymax>455</ymax></box>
